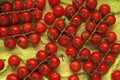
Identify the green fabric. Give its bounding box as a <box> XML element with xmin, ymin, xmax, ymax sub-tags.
<box><xmin>0</xmin><ymin>0</ymin><xmax>120</xmax><ymax>80</ymax></box>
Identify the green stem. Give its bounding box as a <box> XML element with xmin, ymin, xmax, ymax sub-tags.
<box><xmin>55</xmin><ymin>1</ymin><xmax>86</xmax><ymax>42</ymax></box>
<box><xmin>23</xmin><ymin>54</ymin><xmax>55</xmax><ymax>80</ymax></box>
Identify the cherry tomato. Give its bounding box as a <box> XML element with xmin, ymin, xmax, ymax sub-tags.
<box><xmin>4</xmin><ymin>37</ymin><xmax>16</xmax><ymax>49</ymax></box>
<box><xmin>9</xmin><ymin>25</ymin><xmax>21</xmax><ymax>36</ymax></box>
<box><xmin>48</xmin><ymin>0</ymin><xmax>60</xmax><ymax>7</ymax></box>
<box><xmin>47</xmin><ymin>28</ymin><xmax>59</xmax><ymax>40</ymax></box>
<box><xmin>79</xmin><ymin>48</ymin><xmax>91</xmax><ymax>60</ymax></box>
<box><xmin>91</xmin><ymin>33</ymin><xmax>102</xmax><ymax>44</ymax></box>
<box><xmin>28</xmin><ymin>33</ymin><xmax>41</xmax><ymax>45</ymax></box>
<box><xmin>36</xmin><ymin>50</ymin><xmax>48</xmax><ymax>61</ymax></box>
<box><xmin>0</xmin><ymin>14</ymin><xmax>10</xmax><ymax>26</ymax></box>
<box><xmin>35</xmin><ymin>0</ymin><xmax>46</xmax><ymax>10</ymax></box>
<box><xmin>99</xmin><ymin>4</ymin><xmax>110</xmax><ymax>16</ymax></box>
<box><xmin>66</xmin><ymin>46</ymin><xmax>78</xmax><ymax>58</ymax></box>
<box><xmin>97</xmin><ymin>22</ymin><xmax>108</xmax><ymax>34</ymax></box>
<box><xmin>70</xmin><ymin>60</ymin><xmax>81</xmax><ymax>72</ymax></box>
<box><xmin>72</xmin><ymin>36</ymin><xmax>84</xmax><ymax>49</ymax></box>
<box><xmin>71</xmin><ymin>15</ymin><xmax>82</xmax><ymax>27</ymax></box>
<box><xmin>90</xmin><ymin>51</ymin><xmax>102</xmax><ymax>64</ymax></box>
<box><xmin>44</xmin><ymin>12</ymin><xmax>56</xmax><ymax>25</ymax></box>
<box><xmin>90</xmin><ymin>72</ymin><xmax>101</xmax><ymax>80</ymax></box>
<box><xmin>0</xmin><ymin>26</ymin><xmax>9</xmax><ymax>38</ymax></box>
<box><xmin>97</xmin><ymin>63</ymin><xmax>109</xmax><ymax>75</ymax></box>
<box><xmin>81</xmin><ymin>31</ymin><xmax>90</xmax><ymax>41</ymax></box>
<box><xmin>17</xmin><ymin>36</ymin><xmax>29</xmax><ymax>48</ymax></box>
<box><xmin>21</xmin><ymin>22</ymin><xmax>33</xmax><ymax>33</ymax></box>
<box><xmin>8</xmin><ymin>54</ymin><xmax>20</xmax><ymax>66</ymax></box>
<box><xmin>20</xmin><ymin>11</ymin><xmax>32</xmax><ymax>23</ymax></box>
<box><xmin>34</xmin><ymin>22</ymin><xmax>47</xmax><ymax>34</ymax></box>
<box><xmin>90</xmin><ymin>11</ymin><xmax>101</xmax><ymax>23</ymax></box>
<box><xmin>58</xmin><ymin>34</ymin><xmax>71</xmax><ymax>46</ymax></box>
<box><xmin>54</xmin><ymin>19</ymin><xmax>66</xmax><ymax>31</ymax></box>
<box><xmin>111</xmin><ymin>43</ymin><xmax>120</xmax><ymax>54</ymax></box>
<box><xmin>24</xmin><ymin>0</ymin><xmax>34</xmax><ymax>9</ymax></box>
<box><xmin>45</xmin><ymin>42</ymin><xmax>58</xmax><ymax>55</ymax></box>
<box><xmin>9</xmin><ymin>12</ymin><xmax>20</xmax><ymax>24</ymax></box>
<box><xmin>104</xmin><ymin>53</ymin><xmax>115</xmax><ymax>65</ymax></box>
<box><xmin>29</xmin><ymin>72</ymin><xmax>42</xmax><ymax>80</ymax></box>
<box><xmin>99</xmin><ymin>41</ymin><xmax>110</xmax><ymax>53</ymax></box>
<box><xmin>65</xmin><ymin>25</ymin><xmax>77</xmax><ymax>38</ymax></box>
<box><xmin>49</xmin><ymin>72</ymin><xmax>61</xmax><ymax>80</ymax></box>
<box><xmin>32</xmin><ymin>9</ymin><xmax>43</xmax><ymax>21</ymax></box>
<box><xmin>17</xmin><ymin>66</ymin><xmax>29</xmax><ymax>79</ymax></box>
<box><xmin>83</xmin><ymin>61</ymin><xmax>94</xmax><ymax>73</ymax></box>
<box><xmin>26</xmin><ymin>58</ymin><xmax>38</xmax><ymax>70</ymax></box>
<box><xmin>48</xmin><ymin>56</ymin><xmax>60</xmax><ymax>69</ymax></box>
<box><xmin>0</xmin><ymin>1</ymin><xmax>12</xmax><ymax>12</ymax></box>
<box><xmin>53</xmin><ymin>5</ymin><xmax>64</xmax><ymax>18</ymax></box>
<box><xmin>68</xmin><ymin>74</ymin><xmax>79</xmax><ymax>80</ymax></box>
<box><xmin>6</xmin><ymin>73</ymin><xmax>19</xmax><ymax>80</ymax></box>
<box><xmin>72</xmin><ymin>0</ymin><xmax>84</xmax><ymax>9</ymax></box>
<box><xmin>85</xmin><ymin>21</ymin><xmax>96</xmax><ymax>33</ymax></box>
<box><xmin>38</xmin><ymin>63</ymin><xmax>51</xmax><ymax>76</ymax></box>
<box><xmin>105</xmin><ymin>31</ymin><xmax>117</xmax><ymax>43</ymax></box>
<box><xmin>78</xmin><ymin>7</ymin><xmax>90</xmax><ymax>19</ymax></box>
<box><xmin>86</xmin><ymin>0</ymin><xmax>97</xmax><ymax>10</ymax></box>
<box><xmin>0</xmin><ymin>59</ymin><xmax>4</xmax><ymax>70</ymax></box>
<box><xmin>105</xmin><ymin>15</ymin><xmax>116</xmax><ymax>26</ymax></box>
<box><xmin>112</xmin><ymin>70</ymin><xmax>120</xmax><ymax>80</ymax></box>
<box><xmin>13</xmin><ymin>0</ymin><xmax>24</xmax><ymax>11</ymax></box>
<box><xmin>65</xmin><ymin>5</ymin><xmax>76</xmax><ymax>19</ymax></box>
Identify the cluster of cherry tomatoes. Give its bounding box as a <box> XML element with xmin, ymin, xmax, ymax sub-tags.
<box><xmin>0</xmin><ymin>0</ymin><xmax>48</xmax><ymax>49</ymax></box>
<box><xmin>0</xmin><ymin>0</ymin><xmax>120</xmax><ymax>80</ymax></box>
<box><xmin>46</xmin><ymin>0</ymin><xmax>120</xmax><ymax>80</ymax></box>
<box><xmin>1</xmin><ymin>42</ymin><xmax>60</xmax><ymax>80</ymax></box>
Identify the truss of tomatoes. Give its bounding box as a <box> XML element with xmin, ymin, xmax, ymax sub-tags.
<box><xmin>0</xmin><ymin>0</ymin><xmax>120</xmax><ymax>80</ymax></box>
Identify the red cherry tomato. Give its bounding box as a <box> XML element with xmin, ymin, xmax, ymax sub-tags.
<box><xmin>36</xmin><ymin>50</ymin><xmax>48</xmax><ymax>61</ymax></box>
<box><xmin>49</xmin><ymin>72</ymin><xmax>61</xmax><ymax>80</ymax></box>
<box><xmin>7</xmin><ymin>73</ymin><xmax>19</xmax><ymax>80</ymax></box>
<box><xmin>0</xmin><ymin>59</ymin><xmax>4</xmax><ymax>70</ymax></box>
<box><xmin>70</xmin><ymin>60</ymin><xmax>81</xmax><ymax>72</ymax></box>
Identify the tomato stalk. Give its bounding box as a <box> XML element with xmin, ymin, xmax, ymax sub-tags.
<box><xmin>23</xmin><ymin>53</ymin><xmax>56</xmax><ymax>80</ymax></box>
<box><xmin>55</xmin><ymin>0</ymin><xmax>87</xmax><ymax>42</ymax></box>
<box><xmin>0</xmin><ymin>8</ymin><xmax>38</xmax><ymax>16</ymax></box>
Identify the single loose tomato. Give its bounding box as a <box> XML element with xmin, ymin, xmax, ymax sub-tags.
<box><xmin>44</xmin><ymin>12</ymin><xmax>56</xmax><ymax>25</ymax></box>
<box><xmin>8</xmin><ymin>54</ymin><xmax>20</xmax><ymax>66</ymax></box>
<box><xmin>68</xmin><ymin>74</ymin><xmax>79</xmax><ymax>80</ymax></box>
<box><xmin>49</xmin><ymin>72</ymin><xmax>61</xmax><ymax>80</ymax></box>
<box><xmin>6</xmin><ymin>73</ymin><xmax>19</xmax><ymax>80</ymax></box>
<box><xmin>70</xmin><ymin>60</ymin><xmax>81</xmax><ymax>72</ymax></box>
<box><xmin>48</xmin><ymin>0</ymin><xmax>60</xmax><ymax>7</ymax></box>
<box><xmin>86</xmin><ymin>0</ymin><xmax>97</xmax><ymax>10</ymax></box>
<box><xmin>112</xmin><ymin>70</ymin><xmax>120</xmax><ymax>80</ymax></box>
<box><xmin>53</xmin><ymin>5</ymin><xmax>64</xmax><ymax>18</ymax></box>
<box><xmin>0</xmin><ymin>59</ymin><xmax>4</xmax><ymax>70</ymax></box>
